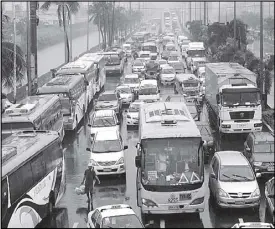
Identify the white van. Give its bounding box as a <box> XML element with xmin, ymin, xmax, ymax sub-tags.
<box><xmin>88</xmin><ymin>129</ymin><xmax>128</xmax><ymax>176</ymax></box>
<box><xmin>88</xmin><ymin>110</ymin><xmax>120</xmax><ymax>137</ymax></box>
<box><xmin>138</xmin><ymin>79</ymin><xmax>160</xmax><ymax>103</ymax></box>
<box><xmin>122</xmin><ymin>44</ymin><xmax>132</xmax><ymax>57</ymax></box>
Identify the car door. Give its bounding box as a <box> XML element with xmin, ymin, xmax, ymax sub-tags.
<box><xmin>209</xmin><ymin>156</ymin><xmax>217</xmax><ymax>193</ymax></box>
<box><xmin>90</xmin><ymin>210</ymin><xmax>100</xmax><ymax>228</ymax></box>
<box><xmin>95</xmin><ymin>214</ymin><xmax>102</xmax><ymax>228</ymax></box>
<box><xmin>212</xmin><ymin>159</ymin><xmax>220</xmax><ymax>196</ymax></box>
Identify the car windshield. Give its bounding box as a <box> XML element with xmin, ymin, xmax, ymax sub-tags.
<box><xmin>171</xmin><ymin>63</ymin><xmax>184</xmax><ymax>70</ymax></box>
<box><xmin>183</xmin><ymin>82</ymin><xmax>199</xmax><ymax>87</ymax></box>
<box><xmin>169</xmin><ymin>56</ymin><xmax>179</xmax><ymax>61</ymax></box>
<box><xmin>2</xmin><ymin>122</ymin><xmax>34</xmax><ymax>131</ymax></box>
<box><xmin>141</xmin><ymin>138</ymin><xmax>203</xmax><ymax>186</ymax></box>
<box><xmin>98</xmin><ymin>94</ymin><xmax>117</xmax><ymax>101</ymax></box>
<box><xmin>129</xmin><ymin>103</ymin><xmax>141</xmax><ymax>112</ymax></box>
<box><xmin>254</xmin><ymin>143</ymin><xmax>274</xmax><ymax>153</ymax></box>
<box><xmin>159</xmin><ymin>60</ymin><xmax>167</xmax><ymax>65</ymax></box>
<box><xmin>117</xmin><ymin>87</ymin><xmax>131</xmax><ymax>94</ymax></box>
<box><xmin>222</xmin><ymin>92</ymin><xmax>261</xmax><ymax>106</ymax></box>
<box><xmin>162</xmin><ymin>69</ymin><xmax>175</xmax><ymax>74</ymax></box>
<box><xmin>166</xmin><ymin>46</ymin><xmax>176</xmax><ymax>51</ymax></box>
<box><xmin>105</xmin><ymin>56</ymin><xmax>120</xmax><ymax>66</ymax></box>
<box><xmin>133</xmin><ymin>62</ymin><xmax>143</xmax><ymax>66</ymax></box>
<box><xmin>92</xmin><ymin>139</ymin><xmax>122</xmax><ymax>153</ymax></box>
<box><xmin>125</xmin><ymin>78</ymin><xmax>139</xmax><ymax>84</ymax></box>
<box><xmin>139</xmin><ymin>87</ymin><xmax>158</xmax><ymax>95</ymax></box>
<box><xmin>140</xmin><ymin>54</ymin><xmax>150</xmax><ymax>58</ymax></box>
<box><xmin>102</xmin><ymin>214</ymin><xmax>143</xmax><ymax>228</ymax></box>
<box><xmin>92</xmin><ymin>117</ymin><xmax>116</xmax><ymax>127</ymax></box>
<box><xmin>188</xmin><ymin>50</ymin><xmax>205</xmax><ymax>57</ymax></box>
<box><xmin>219</xmin><ymin>165</ymin><xmax>255</xmax><ymax>182</ymax></box>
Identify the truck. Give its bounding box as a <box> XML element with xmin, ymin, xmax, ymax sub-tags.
<box><xmin>186</xmin><ymin>42</ymin><xmax>206</xmax><ymax>70</ymax></box>
<box><xmin>205</xmin><ymin>62</ymin><xmax>262</xmax><ymax>135</ymax></box>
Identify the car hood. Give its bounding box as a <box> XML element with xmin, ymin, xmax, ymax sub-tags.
<box><xmin>161</xmin><ymin>74</ymin><xmax>175</xmax><ymax>78</ymax></box>
<box><xmin>96</xmin><ymin>101</ymin><xmax>118</xmax><ymax>107</ymax></box>
<box><xmin>133</xmin><ymin>66</ymin><xmax>144</xmax><ymax>69</ymax></box>
<box><xmin>91</xmin><ymin>150</ymin><xmax>124</xmax><ymax>162</ymax></box>
<box><xmin>120</xmin><ymin>93</ymin><xmax>132</xmax><ymax>98</ymax></box>
<box><xmin>90</xmin><ymin>126</ymin><xmax>119</xmax><ymax>135</ymax></box>
<box><xmin>220</xmin><ymin>180</ymin><xmax>258</xmax><ymax>193</ymax></box>
<box><xmin>253</xmin><ymin>152</ymin><xmax>274</xmax><ymax>162</ymax></box>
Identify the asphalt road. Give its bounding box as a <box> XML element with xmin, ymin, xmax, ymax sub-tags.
<box><xmin>38</xmin><ymin>19</ymin><xmax>273</xmax><ymax>228</ymax></box>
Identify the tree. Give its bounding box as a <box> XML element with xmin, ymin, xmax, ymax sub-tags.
<box><xmin>264</xmin><ymin>17</ymin><xmax>274</xmax><ymax>38</ymax></box>
<box><xmin>207</xmin><ymin>22</ymin><xmax>229</xmax><ymax>48</ymax></box>
<box><xmin>240</xmin><ymin>11</ymin><xmax>260</xmax><ymax>29</ymax></box>
<box><xmin>188</xmin><ymin>20</ymin><xmax>203</xmax><ymax>41</ymax></box>
<box><xmin>41</xmin><ymin>1</ymin><xmax>80</xmax><ymax>63</ymax></box>
<box><xmin>227</xmin><ymin>19</ymin><xmax>248</xmax><ymax>49</ymax></box>
<box><xmin>1</xmin><ymin>14</ymin><xmax>26</xmax><ymax>90</ymax></box>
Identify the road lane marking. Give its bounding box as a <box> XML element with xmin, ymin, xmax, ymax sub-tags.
<box><xmin>238</xmin><ymin>218</ymin><xmax>244</xmax><ymax>223</ymax></box>
<box><xmin>160</xmin><ymin>219</ymin><xmax>165</xmax><ymax>228</ymax></box>
<box><xmin>77</xmin><ymin>126</ymin><xmax>84</xmax><ymax>134</ymax></box>
<box><xmin>72</xmin><ymin>222</ymin><xmax>79</xmax><ymax>228</ymax></box>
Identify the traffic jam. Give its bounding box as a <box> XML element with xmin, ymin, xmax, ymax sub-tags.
<box><xmin>1</xmin><ymin>8</ymin><xmax>274</xmax><ymax>229</ymax></box>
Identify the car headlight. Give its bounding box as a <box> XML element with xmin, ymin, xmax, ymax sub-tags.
<box><xmin>251</xmin><ymin>188</ymin><xmax>260</xmax><ymax>198</ymax></box>
<box><xmin>142</xmin><ymin>198</ymin><xmax>158</xmax><ymax>207</ymax></box>
<box><xmin>254</xmin><ymin>161</ymin><xmax>262</xmax><ymax>167</ymax></box>
<box><xmin>89</xmin><ymin>159</ymin><xmax>98</xmax><ymax>166</ymax></box>
<box><xmin>218</xmin><ymin>189</ymin><xmax>229</xmax><ymax>198</ymax></box>
<box><xmin>116</xmin><ymin>157</ymin><xmax>124</xmax><ymax>165</ymax></box>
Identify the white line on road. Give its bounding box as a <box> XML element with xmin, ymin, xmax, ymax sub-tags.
<box><xmin>72</xmin><ymin>222</ymin><xmax>79</xmax><ymax>228</ymax></box>
<box><xmin>77</xmin><ymin>126</ymin><xmax>84</xmax><ymax>134</ymax></box>
<box><xmin>238</xmin><ymin>218</ymin><xmax>244</xmax><ymax>223</ymax></box>
<box><xmin>160</xmin><ymin>219</ymin><xmax>165</xmax><ymax>228</ymax></box>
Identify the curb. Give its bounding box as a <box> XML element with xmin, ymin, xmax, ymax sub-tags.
<box><xmin>262</xmin><ymin>118</ymin><xmax>274</xmax><ymax>136</ymax></box>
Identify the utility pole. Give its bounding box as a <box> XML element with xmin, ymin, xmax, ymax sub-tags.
<box><xmin>195</xmin><ymin>2</ymin><xmax>196</xmax><ymax>20</ymax></box>
<box><xmin>218</xmin><ymin>2</ymin><xmax>221</xmax><ymax>23</ymax></box>
<box><xmin>199</xmin><ymin>2</ymin><xmax>202</xmax><ymax>23</ymax></box>
<box><xmin>204</xmin><ymin>2</ymin><xmax>206</xmax><ymax>25</ymax></box>
<box><xmin>87</xmin><ymin>2</ymin><xmax>89</xmax><ymax>51</ymax></box>
<box><xmin>98</xmin><ymin>15</ymin><xmax>101</xmax><ymax>50</ymax></box>
<box><xmin>234</xmin><ymin>2</ymin><xmax>236</xmax><ymax>49</ymax></box>
<box><xmin>189</xmin><ymin>2</ymin><xmax>191</xmax><ymax>22</ymax></box>
<box><xmin>69</xmin><ymin>9</ymin><xmax>72</xmax><ymax>61</ymax></box>
<box><xmin>13</xmin><ymin>2</ymin><xmax>17</xmax><ymax>102</ymax></box>
<box><xmin>260</xmin><ymin>1</ymin><xmax>265</xmax><ymax>107</ymax></box>
<box><xmin>30</xmin><ymin>1</ymin><xmax>38</xmax><ymax>95</ymax></box>
<box><xmin>130</xmin><ymin>2</ymin><xmax>132</xmax><ymax>33</ymax></box>
<box><xmin>26</xmin><ymin>2</ymin><xmax>32</xmax><ymax>96</ymax></box>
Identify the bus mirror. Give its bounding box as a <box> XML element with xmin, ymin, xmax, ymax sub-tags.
<box><xmin>135</xmin><ymin>155</ymin><xmax>141</xmax><ymax>168</ymax></box>
<box><xmin>86</xmin><ymin>148</ymin><xmax>91</xmax><ymax>152</ymax></box>
<box><xmin>216</xmin><ymin>94</ymin><xmax>220</xmax><ymax>104</ymax></box>
<box><xmin>136</xmin><ymin>142</ymin><xmax>140</xmax><ymax>149</ymax></box>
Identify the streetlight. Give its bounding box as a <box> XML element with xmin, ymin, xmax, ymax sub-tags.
<box><xmin>63</xmin><ymin>3</ymin><xmax>72</xmax><ymax>62</ymax></box>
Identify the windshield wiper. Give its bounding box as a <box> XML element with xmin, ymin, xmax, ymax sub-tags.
<box><xmin>221</xmin><ymin>173</ymin><xmax>240</xmax><ymax>181</ymax></box>
<box><xmin>102</xmin><ymin>119</ymin><xmax>113</xmax><ymax>127</ymax></box>
<box><xmin>231</xmin><ymin>174</ymin><xmax>252</xmax><ymax>181</ymax></box>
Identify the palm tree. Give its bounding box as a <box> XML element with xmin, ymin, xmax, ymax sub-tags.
<box><xmin>40</xmin><ymin>1</ymin><xmax>80</xmax><ymax>63</ymax></box>
<box><xmin>1</xmin><ymin>14</ymin><xmax>26</xmax><ymax>90</ymax></box>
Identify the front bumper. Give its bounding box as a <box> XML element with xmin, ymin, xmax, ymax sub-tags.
<box><xmin>219</xmin><ymin>121</ymin><xmax>263</xmax><ymax>134</ymax></box>
<box><xmin>94</xmin><ymin>164</ymin><xmax>125</xmax><ymax>175</ymax></box>
<box><xmin>217</xmin><ymin>197</ymin><xmax>260</xmax><ymax>208</ymax></box>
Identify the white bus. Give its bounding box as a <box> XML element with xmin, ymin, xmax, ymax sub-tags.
<box><xmin>37</xmin><ymin>74</ymin><xmax>87</xmax><ymax>131</ymax></box>
<box><xmin>135</xmin><ymin>102</ymin><xmax>205</xmax><ymax>220</ymax></box>
<box><xmin>78</xmin><ymin>53</ymin><xmax>106</xmax><ymax>93</ymax></box>
<box><xmin>2</xmin><ymin>130</ymin><xmax>66</xmax><ymax>228</ymax></box>
<box><xmin>56</xmin><ymin>60</ymin><xmax>96</xmax><ymax>105</ymax></box>
<box><xmin>141</xmin><ymin>42</ymin><xmax>158</xmax><ymax>55</ymax></box>
<box><xmin>138</xmin><ymin>80</ymin><xmax>160</xmax><ymax>103</ymax></box>
<box><xmin>2</xmin><ymin>95</ymin><xmax>65</xmax><ymax>141</ymax></box>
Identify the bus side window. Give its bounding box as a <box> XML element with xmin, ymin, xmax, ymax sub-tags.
<box><xmin>2</xmin><ymin>177</ymin><xmax>9</xmax><ymax>219</ymax></box>
<box><xmin>9</xmin><ymin>162</ymin><xmax>34</xmax><ymax>205</ymax></box>
<box><xmin>30</xmin><ymin>153</ymin><xmax>46</xmax><ymax>184</ymax></box>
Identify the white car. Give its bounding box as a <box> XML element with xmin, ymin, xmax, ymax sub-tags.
<box><xmin>87</xmin><ymin>204</ymin><xmax>145</xmax><ymax>228</ymax></box>
<box><xmin>126</xmin><ymin>100</ymin><xmax>144</xmax><ymax>126</ymax></box>
<box><xmin>231</xmin><ymin>222</ymin><xmax>274</xmax><ymax>228</ymax></box>
<box><xmin>115</xmin><ymin>85</ymin><xmax>134</xmax><ymax>105</ymax></box>
<box><xmin>132</xmin><ymin>60</ymin><xmax>145</xmax><ymax>73</ymax></box>
<box><xmin>89</xmin><ymin>110</ymin><xmax>120</xmax><ymax>137</ymax></box>
<box><xmin>139</xmin><ymin>51</ymin><xmax>151</xmax><ymax>61</ymax></box>
<box><xmin>88</xmin><ymin>130</ymin><xmax>128</xmax><ymax>176</ymax></box>
<box><xmin>123</xmin><ymin>74</ymin><xmax>140</xmax><ymax>92</ymax></box>
<box><xmin>138</xmin><ymin>79</ymin><xmax>160</xmax><ymax>103</ymax></box>
<box><xmin>157</xmin><ymin>59</ymin><xmax>168</xmax><ymax>69</ymax></box>
<box><xmin>160</xmin><ymin>65</ymin><xmax>176</xmax><ymax>85</ymax></box>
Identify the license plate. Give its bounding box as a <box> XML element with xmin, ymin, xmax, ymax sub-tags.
<box><xmin>267</xmin><ymin>166</ymin><xmax>274</xmax><ymax>171</ymax></box>
<box><xmin>235</xmin><ymin>201</ymin><xmax>245</xmax><ymax>205</ymax></box>
<box><xmin>103</xmin><ymin>168</ymin><xmax>112</xmax><ymax>172</ymax></box>
<box><xmin>168</xmin><ymin>205</ymin><xmax>180</xmax><ymax>210</ymax></box>
<box><xmin>237</xmin><ymin>124</ymin><xmax>246</xmax><ymax>128</ymax></box>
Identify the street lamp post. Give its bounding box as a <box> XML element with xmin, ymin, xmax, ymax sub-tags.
<box><xmin>260</xmin><ymin>1</ymin><xmax>265</xmax><ymax>108</ymax></box>
<box><xmin>13</xmin><ymin>2</ymin><xmax>17</xmax><ymax>102</ymax></box>
<box><xmin>234</xmin><ymin>2</ymin><xmax>236</xmax><ymax>49</ymax></box>
<box><xmin>87</xmin><ymin>2</ymin><xmax>89</xmax><ymax>51</ymax></box>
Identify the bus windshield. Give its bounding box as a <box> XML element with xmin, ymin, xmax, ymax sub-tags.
<box><xmin>139</xmin><ymin>87</ymin><xmax>158</xmax><ymax>95</ymax></box>
<box><xmin>188</xmin><ymin>50</ymin><xmax>205</xmax><ymax>57</ymax></box>
<box><xmin>2</xmin><ymin>122</ymin><xmax>34</xmax><ymax>131</ymax></box>
<box><xmin>105</xmin><ymin>56</ymin><xmax>120</xmax><ymax>66</ymax></box>
<box><xmin>141</xmin><ymin>138</ymin><xmax>203</xmax><ymax>187</ymax></box>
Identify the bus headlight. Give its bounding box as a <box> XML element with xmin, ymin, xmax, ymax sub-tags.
<box><xmin>253</xmin><ymin>161</ymin><xmax>262</xmax><ymax>167</ymax></box>
<box><xmin>190</xmin><ymin>197</ymin><xmax>204</xmax><ymax>205</ymax></box>
<box><xmin>142</xmin><ymin>198</ymin><xmax>158</xmax><ymax>207</ymax></box>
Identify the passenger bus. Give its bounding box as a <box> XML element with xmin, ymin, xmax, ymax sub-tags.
<box><xmin>101</xmin><ymin>52</ymin><xmax>124</xmax><ymax>76</ymax></box>
<box><xmin>2</xmin><ymin>95</ymin><xmax>65</xmax><ymax>141</ymax></box>
<box><xmin>135</xmin><ymin>102</ymin><xmax>205</xmax><ymax>220</ymax></box>
<box><xmin>78</xmin><ymin>53</ymin><xmax>106</xmax><ymax>93</ymax></box>
<box><xmin>56</xmin><ymin>60</ymin><xmax>96</xmax><ymax>105</ymax></box>
<box><xmin>37</xmin><ymin>74</ymin><xmax>87</xmax><ymax>131</ymax></box>
<box><xmin>141</xmin><ymin>42</ymin><xmax>158</xmax><ymax>54</ymax></box>
<box><xmin>2</xmin><ymin>130</ymin><xmax>66</xmax><ymax>228</ymax></box>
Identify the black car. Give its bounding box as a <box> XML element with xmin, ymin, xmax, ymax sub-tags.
<box><xmin>265</xmin><ymin>177</ymin><xmax>274</xmax><ymax>223</ymax></box>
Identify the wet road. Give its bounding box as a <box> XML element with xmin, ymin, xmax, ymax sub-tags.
<box><xmin>39</xmin><ymin>21</ymin><xmax>273</xmax><ymax>228</ymax></box>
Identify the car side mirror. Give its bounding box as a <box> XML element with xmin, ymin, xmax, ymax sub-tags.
<box><xmin>135</xmin><ymin>155</ymin><xmax>141</xmax><ymax>168</ymax></box>
<box><xmin>256</xmin><ymin>173</ymin><xmax>261</xmax><ymax>178</ymax></box>
<box><xmin>88</xmin><ymin>124</ymin><xmax>91</xmax><ymax>127</ymax></box>
<box><xmin>216</xmin><ymin>94</ymin><xmax>220</xmax><ymax>104</ymax></box>
<box><xmin>246</xmin><ymin>146</ymin><xmax>251</xmax><ymax>153</ymax></box>
<box><xmin>124</xmin><ymin>145</ymin><xmax>128</xmax><ymax>150</ymax></box>
<box><xmin>86</xmin><ymin>148</ymin><xmax>91</xmax><ymax>152</ymax></box>
<box><xmin>210</xmin><ymin>173</ymin><xmax>216</xmax><ymax>179</ymax></box>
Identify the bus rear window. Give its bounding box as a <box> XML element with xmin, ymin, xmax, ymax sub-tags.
<box><xmin>2</xmin><ymin>122</ymin><xmax>34</xmax><ymax>131</ymax></box>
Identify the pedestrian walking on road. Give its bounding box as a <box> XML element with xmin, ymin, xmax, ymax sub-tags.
<box><xmin>81</xmin><ymin>163</ymin><xmax>100</xmax><ymax>208</ymax></box>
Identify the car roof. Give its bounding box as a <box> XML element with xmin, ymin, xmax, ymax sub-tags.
<box><xmin>249</xmin><ymin>132</ymin><xmax>274</xmax><ymax>142</ymax></box>
<box><xmin>116</xmin><ymin>85</ymin><xmax>131</xmax><ymax>89</ymax></box>
<box><xmin>94</xmin><ymin>110</ymin><xmax>115</xmax><ymax>118</ymax></box>
<box><xmin>169</xmin><ymin>51</ymin><xmax>179</xmax><ymax>56</ymax></box>
<box><xmin>215</xmin><ymin>151</ymin><xmax>249</xmax><ymax>166</ymax></box>
<box><xmin>162</xmin><ymin>64</ymin><xmax>174</xmax><ymax>70</ymax></box>
<box><xmin>140</xmin><ymin>79</ymin><xmax>157</xmax><ymax>86</ymax></box>
<box><xmin>95</xmin><ymin>129</ymin><xmax>119</xmax><ymax>141</ymax></box>
<box><xmin>99</xmin><ymin>205</ymin><xmax>136</xmax><ymax>218</ymax></box>
<box><xmin>125</xmin><ymin>74</ymin><xmax>139</xmax><ymax>78</ymax></box>
<box><xmin>101</xmin><ymin>90</ymin><xmax>116</xmax><ymax>95</ymax></box>
<box><xmin>131</xmin><ymin>100</ymin><xmax>145</xmax><ymax>106</ymax></box>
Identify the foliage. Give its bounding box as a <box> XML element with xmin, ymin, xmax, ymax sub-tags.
<box><xmin>227</xmin><ymin>19</ymin><xmax>248</xmax><ymax>46</ymax></box>
<box><xmin>264</xmin><ymin>17</ymin><xmax>274</xmax><ymax>38</ymax></box>
<box><xmin>188</xmin><ymin>20</ymin><xmax>203</xmax><ymax>41</ymax></box>
<box><xmin>240</xmin><ymin>11</ymin><xmax>260</xmax><ymax>29</ymax></box>
<box><xmin>1</xmin><ymin>14</ymin><xmax>26</xmax><ymax>90</ymax></box>
<box><xmin>207</xmin><ymin>22</ymin><xmax>229</xmax><ymax>48</ymax></box>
